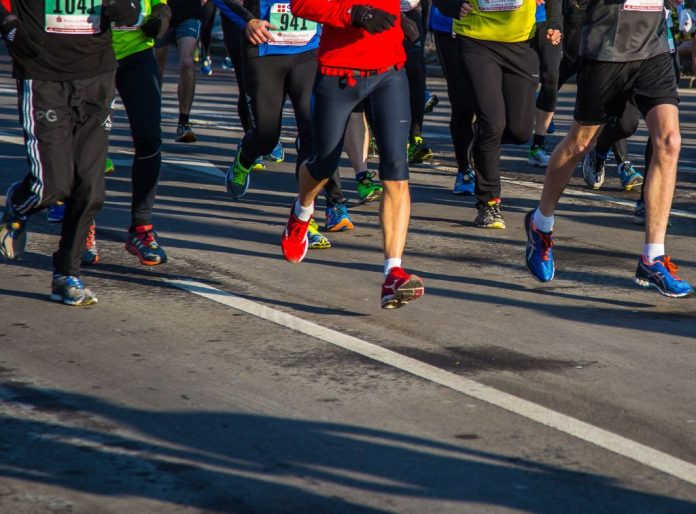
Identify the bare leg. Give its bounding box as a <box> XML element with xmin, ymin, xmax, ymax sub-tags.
<box><xmin>534</xmin><ymin>109</ymin><xmax>554</xmax><ymax>136</ymax></box>
<box><xmin>643</xmin><ymin>104</ymin><xmax>680</xmax><ymax>246</ymax></box>
<box><xmin>539</xmin><ymin>122</ymin><xmax>602</xmax><ymax>216</ymax></box>
<box><xmin>380</xmin><ymin>180</ymin><xmax>410</xmax><ymax>259</ymax></box>
<box><xmin>155</xmin><ymin>46</ymin><xmax>169</xmax><ymax>82</ymax></box>
<box><xmin>298</xmin><ymin>161</ymin><xmax>329</xmax><ymax>208</ymax></box>
<box><xmin>176</xmin><ymin>36</ymin><xmax>197</xmax><ymax>116</ymax></box>
<box><xmin>344</xmin><ymin>112</ymin><xmax>369</xmax><ymax>174</ymax></box>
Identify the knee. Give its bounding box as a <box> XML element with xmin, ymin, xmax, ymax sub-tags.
<box><xmin>477</xmin><ymin>119</ymin><xmax>506</xmax><ymax>143</ymax></box>
<box><xmin>133</xmin><ymin>135</ymin><xmax>161</xmax><ymax>159</ymax></box>
<box><xmin>566</xmin><ymin>131</ymin><xmax>596</xmax><ymax>157</ymax></box>
<box><xmin>652</xmin><ymin>130</ymin><xmax>681</xmax><ymax>161</ymax></box>
<box><xmin>504</xmin><ymin>123</ymin><xmax>532</xmax><ymax>145</ymax></box>
<box><xmin>180</xmin><ymin>57</ymin><xmax>195</xmax><ymax>73</ymax></box>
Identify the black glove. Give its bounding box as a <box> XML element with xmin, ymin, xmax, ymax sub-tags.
<box><xmin>102</xmin><ymin>0</ymin><xmax>140</xmax><ymax>26</ymax></box>
<box><xmin>1</xmin><ymin>17</ymin><xmax>42</xmax><ymax>63</ymax></box>
<box><xmin>350</xmin><ymin>5</ymin><xmax>396</xmax><ymax>34</ymax></box>
<box><xmin>141</xmin><ymin>3</ymin><xmax>171</xmax><ymax>39</ymax></box>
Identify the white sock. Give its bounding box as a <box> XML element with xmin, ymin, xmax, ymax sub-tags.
<box><xmin>384</xmin><ymin>258</ymin><xmax>402</xmax><ymax>277</ymax></box>
<box><xmin>532</xmin><ymin>207</ymin><xmax>554</xmax><ymax>233</ymax></box>
<box><xmin>643</xmin><ymin>244</ymin><xmax>665</xmax><ymax>263</ymax></box>
<box><xmin>293</xmin><ymin>199</ymin><xmax>313</xmax><ymax>222</ymax></box>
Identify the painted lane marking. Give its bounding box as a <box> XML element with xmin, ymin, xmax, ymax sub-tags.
<box><xmin>167</xmin><ymin>277</ymin><xmax>696</xmax><ymax>487</ymax></box>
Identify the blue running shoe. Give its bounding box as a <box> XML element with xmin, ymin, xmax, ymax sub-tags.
<box><xmin>201</xmin><ymin>56</ymin><xmax>213</xmax><ymax>76</ymax></box>
<box><xmin>264</xmin><ymin>141</ymin><xmax>285</xmax><ymax>163</ymax></box>
<box><xmin>547</xmin><ymin>119</ymin><xmax>556</xmax><ymax>134</ymax></box>
<box><xmin>47</xmin><ymin>202</ymin><xmax>65</xmax><ymax>223</ymax></box>
<box><xmin>524</xmin><ymin>209</ymin><xmax>555</xmax><ymax>282</ymax></box>
<box><xmin>50</xmin><ymin>272</ymin><xmax>98</xmax><ymax>306</ymax></box>
<box><xmin>325</xmin><ymin>203</ymin><xmax>354</xmax><ymax>232</ymax></box>
<box><xmin>226</xmin><ymin>146</ymin><xmax>252</xmax><ymax>199</ymax></box>
<box><xmin>634</xmin><ymin>256</ymin><xmax>694</xmax><ymax>298</ymax></box>
<box><xmin>453</xmin><ymin>168</ymin><xmax>475</xmax><ymax>195</ymax></box>
<box><xmin>617</xmin><ymin>161</ymin><xmax>643</xmax><ymax>192</ymax></box>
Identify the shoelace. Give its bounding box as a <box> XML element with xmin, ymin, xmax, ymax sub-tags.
<box><xmin>359</xmin><ymin>171</ymin><xmax>376</xmax><ymax>184</ymax></box>
<box><xmin>135</xmin><ymin>228</ymin><xmax>157</xmax><ymax>247</ymax></box>
<box><xmin>538</xmin><ymin>231</ymin><xmax>555</xmax><ymax>261</ymax></box>
<box><xmin>86</xmin><ymin>226</ymin><xmax>97</xmax><ymax>249</ymax></box>
<box><xmin>661</xmin><ymin>256</ymin><xmax>682</xmax><ymax>280</ymax></box>
<box><xmin>233</xmin><ymin>162</ymin><xmax>250</xmax><ymax>185</ymax></box>
<box><xmin>288</xmin><ymin>216</ymin><xmax>308</xmax><ymax>239</ymax></box>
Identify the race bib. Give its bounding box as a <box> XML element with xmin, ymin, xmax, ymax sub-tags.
<box><xmin>477</xmin><ymin>0</ymin><xmax>523</xmax><ymax>12</ymax></box>
<box><xmin>45</xmin><ymin>0</ymin><xmax>102</xmax><ymax>34</ymax></box>
<box><xmin>268</xmin><ymin>3</ymin><xmax>317</xmax><ymax>46</ymax></box>
<box><xmin>623</xmin><ymin>0</ymin><xmax>663</xmax><ymax>12</ymax></box>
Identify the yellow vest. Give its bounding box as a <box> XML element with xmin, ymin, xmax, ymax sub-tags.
<box><xmin>453</xmin><ymin>0</ymin><xmax>537</xmax><ymax>43</ymax></box>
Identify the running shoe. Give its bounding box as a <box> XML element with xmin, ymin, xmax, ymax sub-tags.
<box><xmin>82</xmin><ymin>223</ymin><xmax>100</xmax><ymax>265</ymax></box>
<box><xmin>582</xmin><ymin>150</ymin><xmax>606</xmax><ymax>190</ymax></box>
<box><xmin>281</xmin><ymin>208</ymin><xmax>309</xmax><ymax>263</ymax></box>
<box><xmin>475</xmin><ymin>199</ymin><xmax>505</xmax><ymax>229</ymax></box>
<box><xmin>408</xmin><ymin>136</ymin><xmax>434</xmax><ymax>164</ymax></box>
<box><xmin>222</xmin><ymin>56</ymin><xmax>233</xmax><ymax>70</ymax></box>
<box><xmin>380</xmin><ymin>266</ymin><xmax>425</xmax><ymax>309</ymax></box>
<box><xmin>547</xmin><ymin>119</ymin><xmax>556</xmax><ymax>134</ymax></box>
<box><xmin>308</xmin><ymin>218</ymin><xmax>331</xmax><ymax>249</ymax></box>
<box><xmin>264</xmin><ymin>141</ymin><xmax>285</xmax><ymax>163</ymax></box>
<box><xmin>252</xmin><ymin>157</ymin><xmax>266</xmax><ymax>171</ymax></box>
<box><xmin>368</xmin><ymin>136</ymin><xmax>378</xmax><ymax>159</ymax></box>
<box><xmin>356</xmin><ymin>171</ymin><xmax>382</xmax><ymax>203</ymax></box>
<box><xmin>50</xmin><ymin>273</ymin><xmax>98</xmax><ymax>306</ymax></box>
<box><xmin>175</xmin><ymin>123</ymin><xmax>197</xmax><ymax>143</ymax></box>
<box><xmin>105</xmin><ymin>157</ymin><xmax>115</xmax><ymax>175</ymax></box>
<box><xmin>452</xmin><ymin>168</ymin><xmax>475</xmax><ymax>196</ymax></box>
<box><xmin>424</xmin><ymin>92</ymin><xmax>439</xmax><ymax>114</ymax></box>
<box><xmin>225</xmin><ymin>147</ymin><xmax>252</xmax><ymax>199</ymax></box>
<box><xmin>201</xmin><ymin>56</ymin><xmax>213</xmax><ymax>76</ymax></box>
<box><xmin>325</xmin><ymin>203</ymin><xmax>354</xmax><ymax>232</ymax></box>
<box><xmin>528</xmin><ymin>145</ymin><xmax>550</xmax><ymax>167</ymax></box>
<box><xmin>524</xmin><ymin>209</ymin><xmax>555</xmax><ymax>282</ymax></box>
<box><xmin>126</xmin><ymin>224</ymin><xmax>168</xmax><ymax>266</ymax></box>
<box><xmin>634</xmin><ymin>255</ymin><xmax>694</xmax><ymax>298</ymax></box>
<box><xmin>618</xmin><ymin>161</ymin><xmax>643</xmax><ymax>191</ymax></box>
<box><xmin>46</xmin><ymin>202</ymin><xmax>65</xmax><ymax>223</ymax></box>
<box><xmin>0</xmin><ymin>210</ymin><xmax>27</xmax><ymax>260</ymax></box>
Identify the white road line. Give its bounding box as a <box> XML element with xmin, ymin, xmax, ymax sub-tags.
<box><xmin>168</xmin><ymin>277</ymin><xmax>696</xmax><ymax>487</ymax></box>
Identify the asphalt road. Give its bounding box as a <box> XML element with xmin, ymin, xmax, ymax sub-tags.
<box><xmin>0</xmin><ymin>50</ymin><xmax>695</xmax><ymax>514</ymax></box>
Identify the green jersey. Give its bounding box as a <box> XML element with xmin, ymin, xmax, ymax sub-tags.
<box><xmin>112</xmin><ymin>0</ymin><xmax>167</xmax><ymax>61</ymax></box>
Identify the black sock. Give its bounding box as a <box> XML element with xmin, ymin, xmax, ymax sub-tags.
<box><xmin>179</xmin><ymin>112</ymin><xmax>189</xmax><ymax>125</ymax></box>
<box><xmin>532</xmin><ymin>134</ymin><xmax>545</xmax><ymax>148</ymax></box>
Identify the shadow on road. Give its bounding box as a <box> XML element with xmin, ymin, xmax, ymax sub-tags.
<box><xmin>0</xmin><ymin>383</ymin><xmax>694</xmax><ymax>513</ymax></box>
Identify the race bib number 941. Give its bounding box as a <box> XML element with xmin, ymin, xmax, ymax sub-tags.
<box><xmin>268</xmin><ymin>3</ymin><xmax>317</xmax><ymax>46</ymax></box>
<box><xmin>45</xmin><ymin>0</ymin><xmax>102</xmax><ymax>34</ymax></box>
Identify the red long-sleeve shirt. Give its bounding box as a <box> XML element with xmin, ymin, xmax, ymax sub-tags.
<box><xmin>290</xmin><ymin>0</ymin><xmax>405</xmax><ymax>71</ymax></box>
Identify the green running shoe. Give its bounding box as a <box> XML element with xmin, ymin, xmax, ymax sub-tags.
<box><xmin>408</xmin><ymin>136</ymin><xmax>433</xmax><ymax>164</ymax></box>
<box><xmin>226</xmin><ymin>146</ymin><xmax>253</xmax><ymax>199</ymax></box>
<box><xmin>356</xmin><ymin>171</ymin><xmax>382</xmax><ymax>204</ymax></box>
<box><xmin>105</xmin><ymin>157</ymin><xmax>115</xmax><ymax>175</ymax></box>
<box><xmin>307</xmin><ymin>218</ymin><xmax>331</xmax><ymax>249</ymax></box>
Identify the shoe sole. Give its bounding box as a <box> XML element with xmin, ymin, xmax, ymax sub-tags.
<box><xmin>527</xmin><ymin>158</ymin><xmax>548</xmax><ymax>168</ymax></box>
<box><xmin>452</xmin><ymin>189</ymin><xmax>475</xmax><ymax>196</ymax></box>
<box><xmin>126</xmin><ymin>244</ymin><xmax>166</xmax><ymax>266</ymax></box>
<box><xmin>175</xmin><ymin>134</ymin><xmax>197</xmax><ymax>143</ymax></box>
<box><xmin>408</xmin><ymin>153</ymin><xmax>434</xmax><ymax>165</ymax></box>
<box><xmin>308</xmin><ymin>242</ymin><xmax>331</xmax><ymax>249</ymax></box>
<box><xmin>381</xmin><ymin>276</ymin><xmax>425</xmax><ymax>309</ymax></box>
<box><xmin>623</xmin><ymin>177</ymin><xmax>644</xmax><ymax>192</ymax></box>
<box><xmin>476</xmin><ymin>221</ymin><xmax>506</xmax><ymax>229</ymax></box>
<box><xmin>633</xmin><ymin>276</ymin><xmax>695</xmax><ymax>298</ymax></box>
<box><xmin>50</xmin><ymin>293</ymin><xmax>98</xmax><ymax>306</ymax></box>
<box><xmin>325</xmin><ymin>220</ymin><xmax>354</xmax><ymax>232</ymax></box>
<box><xmin>81</xmin><ymin>255</ymin><xmax>100</xmax><ymax>266</ymax></box>
<box><xmin>359</xmin><ymin>190</ymin><xmax>382</xmax><ymax>204</ymax></box>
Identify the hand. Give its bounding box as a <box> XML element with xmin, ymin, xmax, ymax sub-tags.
<box><xmin>245</xmin><ymin>19</ymin><xmax>276</xmax><ymax>45</ymax></box>
<box><xmin>536</xmin><ymin>0</ymin><xmax>544</xmax><ymax>6</ymax></box>
<box><xmin>546</xmin><ymin>28</ymin><xmax>562</xmax><ymax>46</ymax></box>
<box><xmin>459</xmin><ymin>2</ymin><xmax>473</xmax><ymax>18</ymax></box>
<box><xmin>350</xmin><ymin>5</ymin><xmax>396</xmax><ymax>34</ymax></box>
<box><xmin>141</xmin><ymin>3</ymin><xmax>171</xmax><ymax>38</ymax></box>
<box><xmin>401</xmin><ymin>14</ymin><xmax>419</xmax><ymax>42</ymax></box>
<box><xmin>103</xmin><ymin>0</ymin><xmax>140</xmax><ymax>26</ymax></box>
<box><xmin>1</xmin><ymin>17</ymin><xmax>42</xmax><ymax>63</ymax></box>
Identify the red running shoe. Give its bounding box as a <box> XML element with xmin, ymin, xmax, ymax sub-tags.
<box><xmin>281</xmin><ymin>210</ymin><xmax>309</xmax><ymax>263</ymax></box>
<box><xmin>381</xmin><ymin>267</ymin><xmax>424</xmax><ymax>309</ymax></box>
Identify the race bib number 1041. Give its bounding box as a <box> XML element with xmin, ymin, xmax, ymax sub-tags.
<box><xmin>45</xmin><ymin>0</ymin><xmax>102</xmax><ymax>34</ymax></box>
